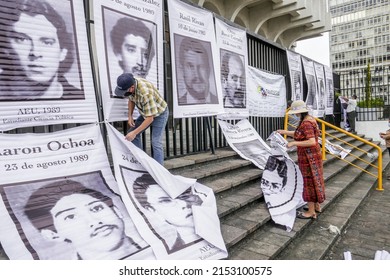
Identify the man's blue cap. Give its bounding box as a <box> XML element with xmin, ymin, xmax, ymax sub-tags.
<box><xmin>115</xmin><ymin>73</ymin><xmax>135</xmax><ymax>97</ymax></box>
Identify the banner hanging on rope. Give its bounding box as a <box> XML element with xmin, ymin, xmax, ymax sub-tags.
<box><xmin>93</xmin><ymin>0</ymin><xmax>164</xmax><ymax>122</ymax></box>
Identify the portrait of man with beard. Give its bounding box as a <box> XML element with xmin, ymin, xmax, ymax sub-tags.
<box><xmin>220</xmin><ymin>49</ymin><xmax>246</xmax><ymax>108</ymax></box>
<box><xmin>175</xmin><ymin>35</ymin><xmax>218</xmax><ymax>105</ymax></box>
<box><xmin>0</xmin><ymin>0</ymin><xmax>84</xmax><ymax>101</ymax></box>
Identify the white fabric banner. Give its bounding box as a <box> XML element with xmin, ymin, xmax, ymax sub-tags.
<box><xmin>168</xmin><ymin>0</ymin><xmax>223</xmax><ymax>118</ymax></box>
<box><xmin>324</xmin><ymin>65</ymin><xmax>335</xmax><ymax>115</ymax></box>
<box><xmin>0</xmin><ymin>0</ymin><xmax>98</xmax><ymax>131</ymax></box>
<box><xmin>302</xmin><ymin>57</ymin><xmax>321</xmax><ymax>117</ymax></box>
<box><xmin>217</xmin><ymin>118</ymin><xmax>272</xmax><ymax>169</ymax></box>
<box><xmin>214</xmin><ymin>17</ymin><xmax>248</xmax><ymax>118</ymax></box>
<box><xmin>318</xmin><ymin>138</ymin><xmax>351</xmax><ymax>159</ymax></box>
<box><xmin>260</xmin><ymin>152</ymin><xmax>304</xmax><ymax>231</ymax></box>
<box><xmin>247</xmin><ymin>66</ymin><xmax>287</xmax><ymax>117</ymax></box>
<box><xmin>314</xmin><ymin>61</ymin><xmax>326</xmax><ymax>117</ymax></box>
<box><xmin>0</xmin><ymin>124</ymin><xmax>155</xmax><ymax>260</ymax></box>
<box><xmin>266</xmin><ymin>131</ymin><xmax>291</xmax><ymax>159</ymax></box>
<box><xmin>286</xmin><ymin>50</ymin><xmax>303</xmax><ymax>101</ymax></box>
<box><xmin>93</xmin><ymin>0</ymin><xmax>164</xmax><ymax>122</ymax></box>
<box><xmin>106</xmin><ymin>123</ymin><xmax>227</xmax><ymax>260</ymax></box>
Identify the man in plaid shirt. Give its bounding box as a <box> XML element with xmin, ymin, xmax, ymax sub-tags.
<box><xmin>115</xmin><ymin>73</ymin><xmax>168</xmax><ymax>165</ymax></box>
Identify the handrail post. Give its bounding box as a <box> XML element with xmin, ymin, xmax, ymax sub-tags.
<box><xmin>321</xmin><ymin>122</ymin><xmax>326</xmax><ymax>160</ymax></box>
<box><xmin>283</xmin><ymin>109</ymin><xmax>290</xmax><ymax>139</ymax></box>
<box><xmin>377</xmin><ymin>147</ymin><xmax>383</xmax><ymax>191</ymax></box>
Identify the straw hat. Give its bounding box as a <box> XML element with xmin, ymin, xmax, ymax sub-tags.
<box><xmin>288</xmin><ymin>100</ymin><xmax>308</xmax><ymax>114</ymax></box>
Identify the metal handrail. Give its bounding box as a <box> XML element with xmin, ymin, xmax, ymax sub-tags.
<box><xmin>284</xmin><ymin>110</ymin><xmax>383</xmax><ymax>191</ymax></box>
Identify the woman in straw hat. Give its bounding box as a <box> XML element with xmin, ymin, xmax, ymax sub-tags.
<box><xmin>277</xmin><ymin>100</ymin><xmax>325</xmax><ymax>219</ymax></box>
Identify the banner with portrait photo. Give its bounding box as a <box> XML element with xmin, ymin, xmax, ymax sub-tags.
<box><xmin>93</xmin><ymin>0</ymin><xmax>164</xmax><ymax>122</ymax></box>
<box><xmin>260</xmin><ymin>151</ymin><xmax>304</xmax><ymax>231</ymax></box>
<box><xmin>302</xmin><ymin>56</ymin><xmax>321</xmax><ymax>117</ymax></box>
<box><xmin>168</xmin><ymin>0</ymin><xmax>224</xmax><ymax>119</ymax></box>
<box><xmin>324</xmin><ymin>65</ymin><xmax>334</xmax><ymax>115</ymax></box>
<box><xmin>247</xmin><ymin>66</ymin><xmax>286</xmax><ymax>117</ymax></box>
<box><xmin>286</xmin><ymin>50</ymin><xmax>303</xmax><ymax>101</ymax></box>
<box><xmin>106</xmin><ymin>123</ymin><xmax>227</xmax><ymax>260</ymax></box>
<box><xmin>318</xmin><ymin>138</ymin><xmax>351</xmax><ymax>159</ymax></box>
<box><xmin>0</xmin><ymin>0</ymin><xmax>98</xmax><ymax>131</ymax></box>
<box><xmin>0</xmin><ymin>124</ymin><xmax>155</xmax><ymax>260</ymax></box>
<box><xmin>214</xmin><ymin>17</ymin><xmax>248</xmax><ymax>117</ymax></box>
<box><xmin>217</xmin><ymin>118</ymin><xmax>272</xmax><ymax>169</ymax></box>
<box><xmin>314</xmin><ymin>61</ymin><xmax>326</xmax><ymax>117</ymax></box>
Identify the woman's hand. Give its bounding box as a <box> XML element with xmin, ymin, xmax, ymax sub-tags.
<box><xmin>277</xmin><ymin>129</ymin><xmax>286</xmax><ymax>135</ymax></box>
<box><xmin>287</xmin><ymin>141</ymin><xmax>295</xmax><ymax>148</ymax></box>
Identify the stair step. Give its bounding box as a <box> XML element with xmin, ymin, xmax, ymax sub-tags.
<box><xmin>200</xmin><ymin>167</ymin><xmax>263</xmax><ymax>193</ymax></box>
<box><xmin>216</xmin><ymin>182</ymin><xmax>263</xmax><ymax>218</ymax></box>
<box><xmin>171</xmin><ymin>157</ymin><xmax>250</xmax><ymax>180</ymax></box>
<box><xmin>221</xmin><ymin>203</ymin><xmax>270</xmax><ymax>248</ymax></box>
<box><xmin>164</xmin><ymin>148</ymin><xmax>237</xmax><ymax>170</ymax></box>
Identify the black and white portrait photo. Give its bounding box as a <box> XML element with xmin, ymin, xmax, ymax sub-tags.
<box><xmin>0</xmin><ymin>171</ymin><xmax>149</xmax><ymax>260</ymax></box>
<box><xmin>318</xmin><ymin>79</ymin><xmax>325</xmax><ymax>110</ymax></box>
<box><xmin>174</xmin><ymin>34</ymin><xmax>218</xmax><ymax>106</ymax></box>
<box><xmin>0</xmin><ymin>0</ymin><xmax>84</xmax><ymax>101</ymax></box>
<box><xmin>261</xmin><ymin>155</ymin><xmax>289</xmax><ymax>208</ymax></box>
<box><xmin>220</xmin><ymin>49</ymin><xmax>246</xmax><ymax>108</ymax></box>
<box><xmin>326</xmin><ymin>78</ymin><xmax>334</xmax><ymax>108</ymax></box>
<box><xmin>292</xmin><ymin>71</ymin><xmax>302</xmax><ymax>101</ymax></box>
<box><xmin>123</xmin><ymin>169</ymin><xmax>205</xmax><ymax>254</ymax></box>
<box><xmin>102</xmin><ymin>7</ymin><xmax>158</xmax><ymax>97</ymax></box>
<box><xmin>305</xmin><ymin>74</ymin><xmax>318</xmax><ymax>110</ymax></box>
<box><xmin>260</xmin><ymin>153</ymin><xmax>304</xmax><ymax>230</ymax></box>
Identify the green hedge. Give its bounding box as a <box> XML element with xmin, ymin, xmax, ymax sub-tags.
<box><xmin>357</xmin><ymin>98</ymin><xmax>384</xmax><ymax>108</ymax></box>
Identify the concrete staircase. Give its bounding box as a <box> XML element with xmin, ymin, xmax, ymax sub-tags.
<box><xmin>165</xmin><ymin>130</ymin><xmax>389</xmax><ymax>260</ymax></box>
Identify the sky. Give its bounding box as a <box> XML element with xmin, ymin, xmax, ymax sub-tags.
<box><xmin>294</xmin><ymin>32</ymin><xmax>330</xmax><ymax>67</ymax></box>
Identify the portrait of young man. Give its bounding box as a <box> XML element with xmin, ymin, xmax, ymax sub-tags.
<box><xmin>174</xmin><ymin>34</ymin><xmax>218</xmax><ymax>105</ymax></box>
<box><xmin>0</xmin><ymin>172</ymin><xmax>149</xmax><ymax>260</ymax></box>
<box><xmin>261</xmin><ymin>155</ymin><xmax>289</xmax><ymax>208</ymax></box>
<box><xmin>0</xmin><ymin>0</ymin><xmax>84</xmax><ymax>101</ymax></box>
<box><xmin>128</xmin><ymin>172</ymin><xmax>205</xmax><ymax>253</ymax></box>
<box><xmin>220</xmin><ymin>49</ymin><xmax>246</xmax><ymax>108</ymax></box>
<box><xmin>103</xmin><ymin>8</ymin><xmax>157</xmax><ymax>97</ymax></box>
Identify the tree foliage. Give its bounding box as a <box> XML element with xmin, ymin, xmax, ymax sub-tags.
<box><xmin>365</xmin><ymin>62</ymin><xmax>371</xmax><ymax>101</ymax></box>
<box><xmin>357</xmin><ymin>62</ymin><xmax>384</xmax><ymax>108</ymax></box>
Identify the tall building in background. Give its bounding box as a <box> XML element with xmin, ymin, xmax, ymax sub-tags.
<box><xmin>329</xmin><ymin>0</ymin><xmax>390</xmax><ymax>103</ymax></box>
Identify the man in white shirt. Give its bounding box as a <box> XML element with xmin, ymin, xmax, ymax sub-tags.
<box><xmin>342</xmin><ymin>94</ymin><xmax>358</xmax><ymax>133</ymax></box>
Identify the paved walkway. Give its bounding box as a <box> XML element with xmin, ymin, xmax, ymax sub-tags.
<box><xmin>326</xmin><ymin>173</ymin><xmax>390</xmax><ymax>260</ymax></box>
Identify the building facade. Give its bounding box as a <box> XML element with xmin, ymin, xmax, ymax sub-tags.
<box><xmin>329</xmin><ymin>0</ymin><xmax>390</xmax><ymax>110</ymax></box>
